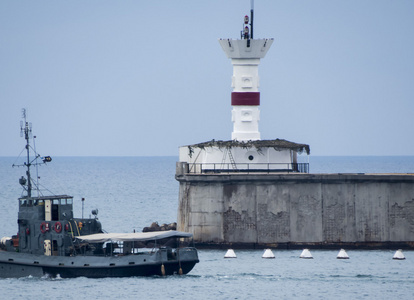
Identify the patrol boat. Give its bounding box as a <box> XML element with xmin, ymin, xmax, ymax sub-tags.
<box><xmin>0</xmin><ymin>110</ymin><xmax>199</xmax><ymax>278</ymax></box>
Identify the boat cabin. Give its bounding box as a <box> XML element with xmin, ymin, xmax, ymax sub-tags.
<box><xmin>15</xmin><ymin>194</ymin><xmax>103</xmax><ymax>256</ymax></box>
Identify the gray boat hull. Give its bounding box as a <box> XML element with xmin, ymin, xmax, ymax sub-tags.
<box><xmin>0</xmin><ymin>248</ymin><xmax>199</xmax><ymax>278</ymax></box>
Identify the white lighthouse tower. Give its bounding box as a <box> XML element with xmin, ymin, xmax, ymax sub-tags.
<box><xmin>218</xmin><ymin>27</ymin><xmax>273</xmax><ymax>141</ymax></box>
<box><xmin>178</xmin><ymin>4</ymin><xmax>309</xmax><ymax>173</ymax></box>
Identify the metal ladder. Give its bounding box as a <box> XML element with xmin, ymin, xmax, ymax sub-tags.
<box><xmin>220</xmin><ymin>147</ymin><xmax>237</xmax><ymax>171</ymax></box>
<box><xmin>228</xmin><ymin>148</ymin><xmax>237</xmax><ymax>170</ymax></box>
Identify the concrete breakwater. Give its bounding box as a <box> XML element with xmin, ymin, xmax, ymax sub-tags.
<box><xmin>176</xmin><ymin>164</ymin><xmax>414</xmax><ymax>249</ymax></box>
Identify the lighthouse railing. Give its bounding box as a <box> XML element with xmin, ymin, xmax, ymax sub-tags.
<box><xmin>186</xmin><ymin>163</ymin><xmax>309</xmax><ymax>174</ymax></box>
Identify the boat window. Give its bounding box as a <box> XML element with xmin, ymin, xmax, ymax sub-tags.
<box><xmin>38</xmin><ymin>200</ymin><xmax>45</xmax><ymax>206</ymax></box>
<box><xmin>67</xmin><ymin>199</ymin><xmax>73</xmax><ymax>205</ymax></box>
<box><xmin>20</xmin><ymin>199</ymin><xmax>27</xmax><ymax>206</ymax></box>
<box><xmin>52</xmin><ymin>199</ymin><xmax>60</xmax><ymax>221</ymax></box>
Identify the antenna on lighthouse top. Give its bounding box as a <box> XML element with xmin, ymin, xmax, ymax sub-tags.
<box><xmin>241</xmin><ymin>1</ymin><xmax>255</xmax><ymax>40</ymax></box>
<box><xmin>250</xmin><ymin>0</ymin><xmax>254</xmax><ymax>39</ymax></box>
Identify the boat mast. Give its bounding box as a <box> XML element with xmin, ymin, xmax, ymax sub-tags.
<box><xmin>15</xmin><ymin>109</ymin><xmax>52</xmax><ymax>197</ymax></box>
<box><xmin>21</xmin><ymin>108</ymin><xmax>33</xmax><ymax>197</ymax></box>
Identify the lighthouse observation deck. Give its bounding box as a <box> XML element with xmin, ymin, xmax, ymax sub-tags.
<box><xmin>218</xmin><ymin>38</ymin><xmax>274</xmax><ymax>59</ymax></box>
<box><xmin>179</xmin><ymin>162</ymin><xmax>310</xmax><ymax>175</ymax></box>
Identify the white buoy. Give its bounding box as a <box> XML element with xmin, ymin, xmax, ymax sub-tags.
<box><xmin>393</xmin><ymin>249</ymin><xmax>405</xmax><ymax>260</ymax></box>
<box><xmin>337</xmin><ymin>249</ymin><xmax>349</xmax><ymax>259</ymax></box>
<box><xmin>224</xmin><ymin>249</ymin><xmax>237</xmax><ymax>258</ymax></box>
<box><xmin>300</xmin><ymin>249</ymin><xmax>313</xmax><ymax>259</ymax></box>
<box><xmin>262</xmin><ymin>249</ymin><xmax>275</xmax><ymax>259</ymax></box>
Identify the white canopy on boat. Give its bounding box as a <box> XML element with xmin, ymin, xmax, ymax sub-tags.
<box><xmin>74</xmin><ymin>230</ymin><xmax>193</xmax><ymax>243</ymax></box>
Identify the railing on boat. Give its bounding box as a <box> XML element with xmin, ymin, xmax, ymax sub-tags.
<box><xmin>184</xmin><ymin>162</ymin><xmax>309</xmax><ymax>174</ymax></box>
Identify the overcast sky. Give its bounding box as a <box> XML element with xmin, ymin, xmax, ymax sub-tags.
<box><xmin>1</xmin><ymin>0</ymin><xmax>413</xmax><ymax>156</ymax></box>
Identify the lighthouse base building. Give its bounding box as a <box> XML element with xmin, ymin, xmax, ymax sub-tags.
<box><xmin>178</xmin><ymin>139</ymin><xmax>310</xmax><ymax>174</ymax></box>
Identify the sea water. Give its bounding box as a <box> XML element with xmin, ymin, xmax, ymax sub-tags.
<box><xmin>1</xmin><ymin>156</ymin><xmax>414</xmax><ymax>299</ymax></box>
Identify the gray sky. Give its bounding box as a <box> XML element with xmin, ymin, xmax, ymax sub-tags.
<box><xmin>1</xmin><ymin>0</ymin><xmax>413</xmax><ymax>156</ymax></box>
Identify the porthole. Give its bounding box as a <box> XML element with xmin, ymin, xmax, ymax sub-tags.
<box><xmin>245</xmin><ymin>151</ymin><xmax>257</xmax><ymax>162</ymax></box>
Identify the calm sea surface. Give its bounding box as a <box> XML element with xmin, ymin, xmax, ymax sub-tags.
<box><xmin>1</xmin><ymin>156</ymin><xmax>414</xmax><ymax>299</ymax></box>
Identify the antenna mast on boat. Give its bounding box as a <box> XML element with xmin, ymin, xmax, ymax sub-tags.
<box><xmin>15</xmin><ymin>108</ymin><xmax>52</xmax><ymax>198</ymax></box>
<box><xmin>21</xmin><ymin>108</ymin><xmax>33</xmax><ymax>197</ymax></box>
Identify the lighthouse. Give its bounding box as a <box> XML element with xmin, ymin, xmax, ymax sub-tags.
<box><xmin>218</xmin><ymin>13</ymin><xmax>273</xmax><ymax>141</ymax></box>
<box><xmin>175</xmin><ymin>3</ymin><xmax>414</xmax><ymax>250</ymax></box>
<box><xmin>177</xmin><ymin>4</ymin><xmax>309</xmax><ymax>173</ymax></box>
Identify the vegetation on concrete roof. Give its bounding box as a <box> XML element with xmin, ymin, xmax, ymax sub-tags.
<box><xmin>187</xmin><ymin>139</ymin><xmax>310</xmax><ymax>157</ymax></box>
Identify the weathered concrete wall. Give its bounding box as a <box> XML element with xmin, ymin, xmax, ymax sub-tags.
<box><xmin>176</xmin><ymin>167</ymin><xmax>414</xmax><ymax>248</ymax></box>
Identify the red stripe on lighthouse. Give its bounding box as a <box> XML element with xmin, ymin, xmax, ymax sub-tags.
<box><xmin>231</xmin><ymin>92</ymin><xmax>260</xmax><ymax>106</ymax></box>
